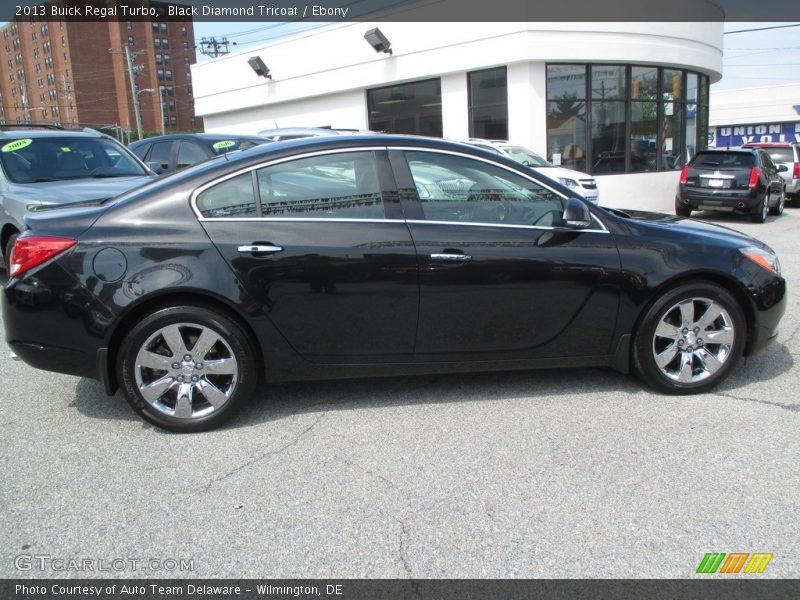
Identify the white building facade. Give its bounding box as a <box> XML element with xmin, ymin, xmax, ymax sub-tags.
<box><xmin>193</xmin><ymin>21</ymin><xmax>723</xmax><ymax>211</ymax></box>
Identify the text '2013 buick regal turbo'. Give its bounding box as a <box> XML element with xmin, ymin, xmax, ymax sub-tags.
<box><xmin>2</xmin><ymin>136</ymin><xmax>787</xmax><ymax>431</ymax></box>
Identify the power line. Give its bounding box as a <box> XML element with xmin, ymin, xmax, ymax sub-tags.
<box><xmin>725</xmin><ymin>23</ymin><xmax>800</xmax><ymax>34</ymax></box>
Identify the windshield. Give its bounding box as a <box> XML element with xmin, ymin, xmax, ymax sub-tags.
<box><xmin>0</xmin><ymin>136</ymin><xmax>148</xmax><ymax>183</ymax></box>
<box><xmin>498</xmin><ymin>145</ymin><xmax>550</xmax><ymax>167</ymax></box>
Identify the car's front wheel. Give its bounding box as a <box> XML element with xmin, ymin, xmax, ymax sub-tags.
<box><xmin>633</xmin><ymin>282</ymin><xmax>745</xmax><ymax>394</ymax></box>
<box><xmin>118</xmin><ymin>305</ymin><xmax>258</xmax><ymax>432</ymax></box>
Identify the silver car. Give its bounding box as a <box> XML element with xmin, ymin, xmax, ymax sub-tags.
<box><xmin>0</xmin><ymin>127</ymin><xmax>156</xmax><ymax>265</ymax></box>
<box><xmin>742</xmin><ymin>142</ymin><xmax>800</xmax><ymax>202</ymax></box>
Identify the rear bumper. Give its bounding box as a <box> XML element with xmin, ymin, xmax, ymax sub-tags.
<box><xmin>676</xmin><ymin>187</ymin><xmax>760</xmax><ymax>212</ymax></box>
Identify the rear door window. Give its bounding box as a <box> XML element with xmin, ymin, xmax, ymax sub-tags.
<box><xmin>256</xmin><ymin>151</ymin><xmax>385</xmax><ymax>219</ymax></box>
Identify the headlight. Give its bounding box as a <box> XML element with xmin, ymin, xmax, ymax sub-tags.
<box><xmin>740</xmin><ymin>246</ymin><xmax>781</xmax><ymax>275</ymax></box>
<box><xmin>557</xmin><ymin>177</ymin><xmax>578</xmax><ymax>188</ymax></box>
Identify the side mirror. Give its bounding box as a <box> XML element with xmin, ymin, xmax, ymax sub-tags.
<box><xmin>778</xmin><ymin>164</ymin><xmax>788</xmax><ymax>173</ymax></box>
<box><xmin>562</xmin><ymin>197</ymin><xmax>592</xmax><ymax>229</ymax></box>
<box><xmin>147</xmin><ymin>161</ymin><xmax>164</xmax><ymax>175</ymax></box>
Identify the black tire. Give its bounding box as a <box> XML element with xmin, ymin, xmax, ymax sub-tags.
<box><xmin>118</xmin><ymin>305</ymin><xmax>258</xmax><ymax>432</ymax></box>
<box><xmin>4</xmin><ymin>231</ymin><xmax>19</xmax><ymax>270</ymax></box>
<box><xmin>769</xmin><ymin>188</ymin><xmax>785</xmax><ymax>216</ymax></box>
<box><xmin>633</xmin><ymin>281</ymin><xmax>746</xmax><ymax>395</ymax></box>
<box><xmin>675</xmin><ymin>205</ymin><xmax>692</xmax><ymax>218</ymax></box>
<box><xmin>751</xmin><ymin>194</ymin><xmax>768</xmax><ymax>223</ymax></box>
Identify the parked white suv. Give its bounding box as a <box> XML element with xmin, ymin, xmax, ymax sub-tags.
<box><xmin>464</xmin><ymin>139</ymin><xmax>599</xmax><ymax>204</ymax></box>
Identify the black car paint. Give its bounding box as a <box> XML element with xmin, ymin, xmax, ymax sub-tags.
<box><xmin>3</xmin><ymin>136</ymin><xmax>787</xmax><ymax>395</ymax></box>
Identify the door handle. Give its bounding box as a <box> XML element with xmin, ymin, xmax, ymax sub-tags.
<box><xmin>237</xmin><ymin>245</ymin><xmax>283</xmax><ymax>254</ymax></box>
<box><xmin>430</xmin><ymin>253</ymin><xmax>472</xmax><ymax>262</ymax></box>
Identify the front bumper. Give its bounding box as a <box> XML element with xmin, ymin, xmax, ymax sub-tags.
<box><xmin>746</xmin><ymin>270</ymin><xmax>787</xmax><ymax>356</ymax></box>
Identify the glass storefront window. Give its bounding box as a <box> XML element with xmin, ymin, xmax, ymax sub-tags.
<box><xmin>469</xmin><ymin>67</ymin><xmax>508</xmax><ymax>139</ymax></box>
<box><xmin>661</xmin><ymin>101</ymin><xmax>683</xmax><ymax>170</ymax></box>
<box><xmin>632</xmin><ymin>66</ymin><xmax>658</xmax><ymax>101</ymax></box>
<box><xmin>547</xmin><ymin>100</ymin><xmax>587</xmax><ymax>171</ymax></box>
<box><xmin>546</xmin><ymin>64</ymin><xmax>586</xmax><ymax>100</ymax></box>
<box><xmin>630</xmin><ymin>100</ymin><xmax>658</xmax><ymax>172</ymax></box>
<box><xmin>591</xmin><ymin>100</ymin><xmax>626</xmax><ymax>173</ymax></box>
<box><xmin>547</xmin><ymin>63</ymin><xmax>709</xmax><ymax>175</ymax></box>
<box><xmin>592</xmin><ymin>65</ymin><xmax>626</xmax><ymax>100</ymax></box>
<box><xmin>367</xmin><ymin>78</ymin><xmax>443</xmax><ymax>137</ymax></box>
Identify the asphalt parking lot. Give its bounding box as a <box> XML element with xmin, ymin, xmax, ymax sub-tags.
<box><xmin>1</xmin><ymin>207</ymin><xmax>799</xmax><ymax>579</ymax></box>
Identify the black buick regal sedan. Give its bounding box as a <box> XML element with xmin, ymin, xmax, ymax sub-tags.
<box><xmin>2</xmin><ymin>135</ymin><xmax>787</xmax><ymax>432</ymax></box>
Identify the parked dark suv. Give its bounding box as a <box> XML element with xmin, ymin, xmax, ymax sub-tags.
<box><xmin>676</xmin><ymin>148</ymin><xmax>787</xmax><ymax>223</ymax></box>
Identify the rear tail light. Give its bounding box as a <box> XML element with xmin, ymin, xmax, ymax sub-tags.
<box><xmin>679</xmin><ymin>165</ymin><xmax>689</xmax><ymax>185</ymax></box>
<box><xmin>748</xmin><ymin>166</ymin><xmax>761</xmax><ymax>188</ymax></box>
<box><xmin>793</xmin><ymin>162</ymin><xmax>799</xmax><ymax>179</ymax></box>
<box><xmin>9</xmin><ymin>235</ymin><xmax>77</xmax><ymax>278</ymax></box>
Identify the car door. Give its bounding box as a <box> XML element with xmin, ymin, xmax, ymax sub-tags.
<box><xmin>390</xmin><ymin>148</ymin><xmax>621</xmax><ymax>362</ymax></box>
<box><xmin>194</xmin><ymin>148</ymin><xmax>419</xmax><ymax>364</ymax></box>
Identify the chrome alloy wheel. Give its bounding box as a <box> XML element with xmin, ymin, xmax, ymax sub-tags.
<box><xmin>134</xmin><ymin>322</ymin><xmax>239</xmax><ymax>419</ymax></box>
<box><xmin>651</xmin><ymin>297</ymin><xmax>735</xmax><ymax>384</ymax></box>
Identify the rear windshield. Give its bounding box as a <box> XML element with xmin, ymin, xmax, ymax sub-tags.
<box><xmin>761</xmin><ymin>148</ymin><xmax>794</xmax><ymax>163</ymax></box>
<box><xmin>208</xmin><ymin>139</ymin><xmax>265</xmax><ymax>155</ymax></box>
<box><xmin>691</xmin><ymin>152</ymin><xmax>755</xmax><ymax>169</ymax></box>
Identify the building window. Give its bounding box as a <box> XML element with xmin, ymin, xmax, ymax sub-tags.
<box><xmin>161</xmin><ymin>38</ymin><xmax>169</xmax><ymax>49</ymax></box>
<box><xmin>127</xmin><ymin>36</ymin><xmax>134</xmax><ymax>46</ymax></box>
<box><xmin>367</xmin><ymin>78</ymin><xmax>443</xmax><ymax>137</ymax></box>
<box><xmin>170</xmin><ymin>115</ymin><xmax>177</xmax><ymax>126</ymax></box>
<box><xmin>546</xmin><ymin>65</ymin><xmax>587</xmax><ymax>172</ymax></box>
<box><xmin>546</xmin><ymin>63</ymin><xmax>709</xmax><ymax>175</ymax></box>
<box><xmin>153</xmin><ymin>38</ymin><xmax>161</xmax><ymax>48</ymax></box>
<box><xmin>468</xmin><ymin>66</ymin><xmax>508</xmax><ymax>140</ymax></box>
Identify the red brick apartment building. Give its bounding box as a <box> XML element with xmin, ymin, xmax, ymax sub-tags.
<box><xmin>0</xmin><ymin>2</ymin><xmax>200</xmax><ymax>138</ymax></box>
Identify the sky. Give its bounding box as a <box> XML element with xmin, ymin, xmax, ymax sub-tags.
<box><xmin>192</xmin><ymin>21</ymin><xmax>800</xmax><ymax>91</ymax></box>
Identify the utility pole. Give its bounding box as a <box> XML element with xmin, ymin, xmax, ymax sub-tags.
<box><xmin>199</xmin><ymin>37</ymin><xmax>235</xmax><ymax>58</ymax></box>
<box><xmin>158</xmin><ymin>86</ymin><xmax>165</xmax><ymax>136</ymax></box>
<box><xmin>124</xmin><ymin>45</ymin><xmax>144</xmax><ymax>141</ymax></box>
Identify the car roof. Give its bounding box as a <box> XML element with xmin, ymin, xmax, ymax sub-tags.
<box><xmin>699</xmin><ymin>148</ymin><xmax>757</xmax><ymax>154</ymax></box>
<box><xmin>0</xmin><ymin>128</ymin><xmax>107</xmax><ymax>140</ymax></box>
<box><xmin>129</xmin><ymin>133</ymin><xmax>270</xmax><ymax>147</ymax></box>
<box><xmin>741</xmin><ymin>142</ymin><xmax>797</xmax><ymax>148</ymax></box>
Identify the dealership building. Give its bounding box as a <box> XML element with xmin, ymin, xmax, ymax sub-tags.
<box><xmin>193</xmin><ymin>20</ymin><xmax>723</xmax><ymax>210</ymax></box>
<box><xmin>709</xmin><ymin>83</ymin><xmax>800</xmax><ymax>148</ymax></box>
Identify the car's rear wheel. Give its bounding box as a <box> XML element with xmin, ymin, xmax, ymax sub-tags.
<box><xmin>118</xmin><ymin>306</ymin><xmax>257</xmax><ymax>432</ymax></box>
<box><xmin>751</xmin><ymin>194</ymin><xmax>769</xmax><ymax>223</ymax></box>
<box><xmin>769</xmin><ymin>188</ymin><xmax>785</xmax><ymax>216</ymax></box>
<box><xmin>675</xmin><ymin>205</ymin><xmax>692</xmax><ymax>218</ymax></box>
<box><xmin>633</xmin><ymin>282</ymin><xmax>745</xmax><ymax>394</ymax></box>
